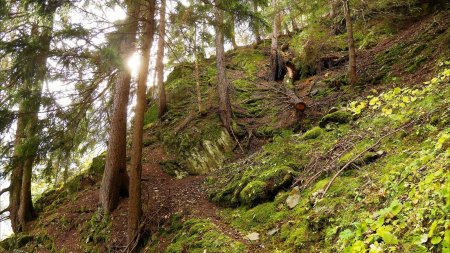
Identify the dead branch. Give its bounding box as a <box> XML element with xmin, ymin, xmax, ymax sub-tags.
<box><xmin>321</xmin><ymin>120</ymin><xmax>415</xmax><ymax>198</ymax></box>
<box><xmin>174</xmin><ymin>111</ymin><xmax>198</xmax><ymax>135</ymax></box>
<box><xmin>0</xmin><ymin>186</ymin><xmax>10</xmax><ymax>196</ymax></box>
<box><xmin>259</xmin><ymin>82</ymin><xmax>307</xmax><ymax>112</ymax></box>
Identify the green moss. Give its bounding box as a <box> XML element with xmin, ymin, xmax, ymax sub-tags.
<box><xmin>165</xmin><ymin>218</ymin><xmax>246</xmax><ymax>253</ymax></box>
<box><xmin>302</xmin><ymin>127</ymin><xmax>324</xmax><ymax>140</ymax></box>
<box><xmin>80</xmin><ymin>210</ymin><xmax>111</xmax><ymax>253</ymax></box>
<box><xmin>319</xmin><ymin>111</ymin><xmax>353</xmax><ymax>128</ymax></box>
<box><xmin>89</xmin><ymin>152</ymin><xmax>106</xmax><ymax>175</ymax></box>
<box><xmin>239</xmin><ymin>180</ymin><xmax>267</xmax><ymax>206</ymax></box>
<box><xmin>259</xmin><ymin>165</ymin><xmax>297</xmax><ymax>191</ymax></box>
<box><xmin>144</xmin><ymin>103</ymin><xmax>158</xmax><ymax>126</ymax></box>
<box><xmin>230</xmin><ymin>48</ymin><xmax>265</xmax><ymax>77</ymax></box>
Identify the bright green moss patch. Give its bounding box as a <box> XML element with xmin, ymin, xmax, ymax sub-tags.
<box><xmin>239</xmin><ymin>180</ymin><xmax>267</xmax><ymax>206</ymax></box>
<box><xmin>301</xmin><ymin>126</ymin><xmax>324</xmax><ymax>140</ymax></box>
<box><xmin>165</xmin><ymin>218</ymin><xmax>246</xmax><ymax>253</ymax></box>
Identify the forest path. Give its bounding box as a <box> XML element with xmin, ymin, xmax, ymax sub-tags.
<box><xmin>135</xmin><ymin>145</ymin><xmax>259</xmax><ymax>252</ymax></box>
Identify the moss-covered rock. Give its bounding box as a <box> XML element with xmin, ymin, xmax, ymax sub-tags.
<box><xmin>319</xmin><ymin>111</ymin><xmax>352</xmax><ymax>128</ymax></box>
<box><xmin>159</xmin><ymin>160</ymin><xmax>189</xmax><ymax>178</ymax></box>
<box><xmin>89</xmin><ymin>152</ymin><xmax>106</xmax><ymax>175</ymax></box>
<box><xmin>260</xmin><ymin>165</ymin><xmax>297</xmax><ymax>191</ymax></box>
<box><xmin>302</xmin><ymin>126</ymin><xmax>324</xmax><ymax>140</ymax></box>
<box><xmin>239</xmin><ymin>180</ymin><xmax>267</xmax><ymax>206</ymax></box>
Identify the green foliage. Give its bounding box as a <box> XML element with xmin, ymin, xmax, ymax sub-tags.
<box><xmin>80</xmin><ymin>210</ymin><xmax>111</xmax><ymax>253</ymax></box>
<box><xmin>144</xmin><ymin>103</ymin><xmax>159</xmax><ymax>127</ymax></box>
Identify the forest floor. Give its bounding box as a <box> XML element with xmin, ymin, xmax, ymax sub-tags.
<box><xmin>110</xmin><ymin>145</ymin><xmax>259</xmax><ymax>252</ymax></box>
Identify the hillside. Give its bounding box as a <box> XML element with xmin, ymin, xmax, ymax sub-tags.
<box><xmin>1</xmin><ymin>4</ymin><xmax>450</xmax><ymax>253</ymax></box>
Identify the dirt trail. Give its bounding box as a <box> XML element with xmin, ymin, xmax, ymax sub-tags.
<box><xmin>110</xmin><ymin>144</ymin><xmax>260</xmax><ymax>252</ymax></box>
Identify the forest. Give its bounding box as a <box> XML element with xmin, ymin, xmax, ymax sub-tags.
<box><xmin>0</xmin><ymin>0</ymin><xmax>449</xmax><ymax>252</ymax></box>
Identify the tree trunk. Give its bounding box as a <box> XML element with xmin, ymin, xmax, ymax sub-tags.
<box><xmin>194</xmin><ymin>27</ymin><xmax>204</xmax><ymax>113</ymax></box>
<box><xmin>230</xmin><ymin>16</ymin><xmax>238</xmax><ymax>50</ymax></box>
<box><xmin>100</xmin><ymin>0</ymin><xmax>139</xmax><ymax>213</ymax></box>
<box><xmin>214</xmin><ymin>2</ymin><xmax>233</xmax><ymax>132</ymax></box>
<box><xmin>9</xmin><ymin>109</ymin><xmax>26</xmax><ymax>232</ymax></box>
<box><xmin>343</xmin><ymin>0</ymin><xmax>357</xmax><ymax>84</ymax></box>
<box><xmin>127</xmin><ymin>0</ymin><xmax>156</xmax><ymax>247</ymax></box>
<box><xmin>253</xmin><ymin>2</ymin><xmax>262</xmax><ymax>44</ymax></box>
<box><xmin>157</xmin><ymin>0</ymin><xmax>168</xmax><ymax>119</ymax></box>
<box><xmin>270</xmin><ymin>0</ymin><xmax>282</xmax><ymax>81</ymax></box>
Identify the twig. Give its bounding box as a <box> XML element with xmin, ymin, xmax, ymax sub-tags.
<box><xmin>321</xmin><ymin>120</ymin><xmax>415</xmax><ymax>198</ymax></box>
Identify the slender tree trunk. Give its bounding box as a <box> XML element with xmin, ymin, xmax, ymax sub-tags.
<box><xmin>127</xmin><ymin>0</ymin><xmax>156</xmax><ymax>247</ymax></box>
<box><xmin>100</xmin><ymin>1</ymin><xmax>139</xmax><ymax>213</ymax></box>
<box><xmin>343</xmin><ymin>0</ymin><xmax>357</xmax><ymax>84</ymax></box>
<box><xmin>253</xmin><ymin>2</ymin><xmax>262</xmax><ymax>44</ymax></box>
<box><xmin>9</xmin><ymin>110</ymin><xmax>26</xmax><ymax>232</ymax></box>
<box><xmin>194</xmin><ymin>27</ymin><xmax>204</xmax><ymax>113</ymax></box>
<box><xmin>270</xmin><ymin>0</ymin><xmax>281</xmax><ymax>81</ymax></box>
<box><xmin>157</xmin><ymin>0</ymin><xmax>168</xmax><ymax>119</ymax></box>
<box><xmin>214</xmin><ymin>2</ymin><xmax>232</xmax><ymax>132</ymax></box>
<box><xmin>230</xmin><ymin>16</ymin><xmax>238</xmax><ymax>50</ymax></box>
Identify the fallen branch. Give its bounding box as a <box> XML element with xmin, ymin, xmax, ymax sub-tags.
<box><xmin>174</xmin><ymin>111</ymin><xmax>198</xmax><ymax>134</ymax></box>
<box><xmin>0</xmin><ymin>186</ymin><xmax>10</xmax><ymax>196</ymax></box>
<box><xmin>259</xmin><ymin>82</ymin><xmax>307</xmax><ymax>112</ymax></box>
<box><xmin>321</xmin><ymin>120</ymin><xmax>415</xmax><ymax>198</ymax></box>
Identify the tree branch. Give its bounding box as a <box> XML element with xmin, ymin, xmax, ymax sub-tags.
<box><xmin>0</xmin><ymin>207</ymin><xmax>9</xmax><ymax>216</ymax></box>
<box><xmin>0</xmin><ymin>186</ymin><xmax>10</xmax><ymax>196</ymax></box>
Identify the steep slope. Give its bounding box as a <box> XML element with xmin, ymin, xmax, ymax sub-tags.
<box><xmin>1</xmin><ymin>7</ymin><xmax>449</xmax><ymax>253</ymax></box>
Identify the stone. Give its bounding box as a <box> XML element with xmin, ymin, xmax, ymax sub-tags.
<box><xmin>245</xmin><ymin>232</ymin><xmax>260</xmax><ymax>241</ymax></box>
<box><xmin>286</xmin><ymin>186</ymin><xmax>300</xmax><ymax>209</ymax></box>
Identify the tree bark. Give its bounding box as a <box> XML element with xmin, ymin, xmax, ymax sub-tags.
<box><xmin>100</xmin><ymin>0</ymin><xmax>139</xmax><ymax>213</ymax></box>
<box><xmin>194</xmin><ymin>27</ymin><xmax>204</xmax><ymax>113</ymax></box>
<box><xmin>253</xmin><ymin>1</ymin><xmax>262</xmax><ymax>44</ymax></box>
<box><xmin>157</xmin><ymin>0</ymin><xmax>168</xmax><ymax>119</ymax></box>
<box><xmin>343</xmin><ymin>0</ymin><xmax>357</xmax><ymax>84</ymax></box>
<box><xmin>9</xmin><ymin>109</ymin><xmax>26</xmax><ymax>232</ymax></box>
<box><xmin>127</xmin><ymin>0</ymin><xmax>156</xmax><ymax>247</ymax></box>
<box><xmin>214</xmin><ymin>2</ymin><xmax>233</xmax><ymax>132</ymax></box>
<box><xmin>230</xmin><ymin>16</ymin><xmax>238</xmax><ymax>50</ymax></box>
<box><xmin>270</xmin><ymin>0</ymin><xmax>282</xmax><ymax>81</ymax></box>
